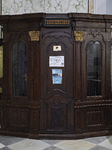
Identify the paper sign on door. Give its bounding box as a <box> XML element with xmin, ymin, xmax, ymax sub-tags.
<box><xmin>52</xmin><ymin>69</ymin><xmax>62</xmax><ymax>84</ymax></box>
<box><xmin>49</xmin><ymin>56</ymin><xmax>64</xmax><ymax>67</ymax></box>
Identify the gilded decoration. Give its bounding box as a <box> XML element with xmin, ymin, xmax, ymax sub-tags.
<box><xmin>29</xmin><ymin>31</ymin><xmax>40</xmax><ymax>41</ymax></box>
<box><xmin>74</xmin><ymin>31</ymin><xmax>85</xmax><ymax>42</ymax></box>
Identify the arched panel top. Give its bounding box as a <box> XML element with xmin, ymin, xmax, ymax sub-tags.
<box><xmin>84</xmin><ymin>32</ymin><xmax>105</xmax><ymax>51</ymax></box>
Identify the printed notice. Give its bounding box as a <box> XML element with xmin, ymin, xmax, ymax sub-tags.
<box><xmin>52</xmin><ymin>69</ymin><xmax>62</xmax><ymax>84</ymax></box>
<box><xmin>49</xmin><ymin>56</ymin><xmax>64</xmax><ymax>67</ymax></box>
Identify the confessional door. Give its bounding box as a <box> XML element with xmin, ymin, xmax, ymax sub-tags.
<box><xmin>40</xmin><ymin>31</ymin><xmax>74</xmax><ymax>133</ymax></box>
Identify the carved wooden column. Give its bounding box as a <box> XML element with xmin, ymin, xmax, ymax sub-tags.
<box><xmin>29</xmin><ymin>31</ymin><xmax>40</xmax><ymax>102</ymax></box>
<box><xmin>74</xmin><ymin>31</ymin><xmax>85</xmax><ymax>102</ymax></box>
<box><xmin>29</xmin><ymin>31</ymin><xmax>40</xmax><ymax>138</ymax></box>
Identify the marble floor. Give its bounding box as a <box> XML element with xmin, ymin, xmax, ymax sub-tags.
<box><xmin>0</xmin><ymin>135</ymin><xmax>112</xmax><ymax>150</ymax></box>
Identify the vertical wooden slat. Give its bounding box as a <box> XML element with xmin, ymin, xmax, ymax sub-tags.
<box><xmin>105</xmin><ymin>42</ymin><xmax>111</xmax><ymax>98</ymax></box>
<box><xmin>32</xmin><ymin>41</ymin><xmax>40</xmax><ymax>101</ymax></box>
<box><xmin>75</xmin><ymin>42</ymin><xmax>81</xmax><ymax>101</ymax></box>
<box><xmin>81</xmin><ymin>42</ymin><xmax>87</xmax><ymax>101</ymax></box>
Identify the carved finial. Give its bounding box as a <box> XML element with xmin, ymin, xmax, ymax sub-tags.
<box><xmin>74</xmin><ymin>31</ymin><xmax>85</xmax><ymax>42</ymax></box>
<box><xmin>29</xmin><ymin>31</ymin><xmax>40</xmax><ymax>41</ymax></box>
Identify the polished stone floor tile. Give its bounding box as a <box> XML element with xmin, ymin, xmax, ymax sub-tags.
<box><xmin>0</xmin><ymin>144</ymin><xmax>5</xmax><ymax>149</ymax></box>
<box><xmin>8</xmin><ymin>139</ymin><xmax>50</xmax><ymax>150</ymax></box>
<box><xmin>106</xmin><ymin>136</ymin><xmax>112</xmax><ymax>139</ymax></box>
<box><xmin>0</xmin><ymin>137</ymin><xmax>24</xmax><ymax>146</ymax></box>
<box><xmin>0</xmin><ymin>135</ymin><xmax>111</xmax><ymax>150</ymax></box>
<box><xmin>108</xmin><ymin>136</ymin><xmax>112</xmax><ymax>145</ymax></box>
<box><xmin>0</xmin><ymin>147</ymin><xmax>13</xmax><ymax>150</ymax></box>
<box><xmin>54</xmin><ymin>140</ymin><xmax>96</xmax><ymax>150</ymax></box>
<box><xmin>0</xmin><ymin>136</ymin><xmax>12</xmax><ymax>143</ymax></box>
<box><xmin>84</xmin><ymin>136</ymin><xmax>107</xmax><ymax>144</ymax></box>
<box><xmin>90</xmin><ymin>145</ymin><xmax>112</xmax><ymax>150</ymax></box>
<box><xmin>42</xmin><ymin>140</ymin><xmax>62</xmax><ymax>146</ymax></box>
<box><xmin>99</xmin><ymin>138</ymin><xmax>112</xmax><ymax>150</ymax></box>
<box><xmin>43</xmin><ymin>146</ymin><xmax>62</xmax><ymax>150</ymax></box>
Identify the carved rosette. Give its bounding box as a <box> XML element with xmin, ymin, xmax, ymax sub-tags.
<box><xmin>29</xmin><ymin>31</ymin><xmax>40</xmax><ymax>41</ymax></box>
<box><xmin>74</xmin><ymin>31</ymin><xmax>85</xmax><ymax>42</ymax></box>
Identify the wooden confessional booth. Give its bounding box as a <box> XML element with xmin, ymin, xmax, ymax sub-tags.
<box><xmin>0</xmin><ymin>13</ymin><xmax>112</xmax><ymax>139</ymax></box>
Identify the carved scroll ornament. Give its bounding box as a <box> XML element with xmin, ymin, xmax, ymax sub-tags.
<box><xmin>29</xmin><ymin>31</ymin><xmax>40</xmax><ymax>41</ymax></box>
<box><xmin>74</xmin><ymin>31</ymin><xmax>85</xmax><ymax>42</ymax></box>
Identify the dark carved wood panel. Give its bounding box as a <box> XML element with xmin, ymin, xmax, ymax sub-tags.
<box><xmin>0</xmin><ymin>108</ymin><xmax>2</xmax><ymax>129</ymax></box>
<box><xmin>75</xmin><ymin>110</ymin><xmax>84</xmax><ymax>133</ymax></box>
<box><xmin>40</xmin><ymin>95</ymin><xmax>74</xmax><ymax>133</ymax></box>
<box><xmin>30</xmin><ymin>108</ymin><xmax>40</xmax><ymax>133</ymax></box>
<box><xmin>85</xmin><ymin>108</ymin><xmax>108</xmax><ymax>131</ymax></box>
<box><xmin>31</xmin><ymin>42</ymin><xmax>40</xmax><ymax>101</ymax></box>
<box><xmin>9</xmin><ymin>107</ymin><xmax>29</xmax><ymax>131</ymax></box>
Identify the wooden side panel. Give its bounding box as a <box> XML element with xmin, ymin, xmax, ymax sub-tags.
<box><xmin>8</xmin><ymin>107</ymin><xmax>29</xmax><ymax>132</ymax></box>
<box><xmin>84</xmin><ymin>108</ymin><xmax>110</xmax><ymax>131</ymax></box>
<box><xmin>30</xmin><ymin>108</ymin><xmax>40</xmax><ymax>133</ymax></box>
<box><xmin>75</xmin><ymin>109</ymin><xmax>84</xmax><ymax>133</ymax></box>
<box><xmin>31</xmin><ymin>42</ymin><xmax>40</xmax><ymax>101</ymax></box>
<box><xmin>75</xmin><ymin>42</ymin><xmax>82</xmax><ymax>101</ymax></box>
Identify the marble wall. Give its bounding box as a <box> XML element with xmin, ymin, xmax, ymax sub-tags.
<box><xmin>94</xmin><ymin>0</ymin><xmax>112</xmax><ymax>14</ymax></box>
<box><xmin>2</xmin><ymin>0</ymin><xmax>88</xmax><ymax>15</ymax></box>
<box><xmin>94</xmin><ymin>0</ymin><xmax>106</xmax><ymax>14</ymax></box>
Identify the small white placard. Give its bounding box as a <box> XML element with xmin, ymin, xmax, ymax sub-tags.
<box><xmin>53</xmin><ymin>46</ymin><xmax>61</xmax><ymax>51</ymax></box>
<box><xmin>49</xmin><ymin>56</ymin><xmax>64</xmax><ymax>67</ymax></box>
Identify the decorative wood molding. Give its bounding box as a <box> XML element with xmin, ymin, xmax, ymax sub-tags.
<box><xmin>29</xmin><ymin>31</ymin><xmax>40</xmax><ymax>41</ymax></box>
<box><xmin>74</xmin><ymin>31</ymin><xmax>85</xmax><ymax>42</ymax></box>
<box><xmin>39</xmin><ymin>130</ymin><xmax>111</xmax><ymax>139</ymax></box>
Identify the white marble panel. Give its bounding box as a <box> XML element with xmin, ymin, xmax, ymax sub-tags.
<box><xmin>2</xmin><ymin>0</ymin><xmax>88</xmax><ymax>15</ymax></box>
<box><xmin>94</xmin><ymin>0</ymin><xmax>106</xmax><ymax>14</ymax></box>
<box><xmin>23</xmin><ymin>0</ymin><xmax>45</xmax><ymax>14</ymax></box>
<box><xmin>106</xmin><ymin>0</ymin><xmax>112</xmax><ymax>14</ymax></box>
<box><xmin>45</xmin><ymin>0</ymin><xmax>88</xmax><ymax>13</ymax></box>
<box><xmin>2</xmin><ymin>0</ymin><xmax>24</xmax><ymax>14</ymax></box>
